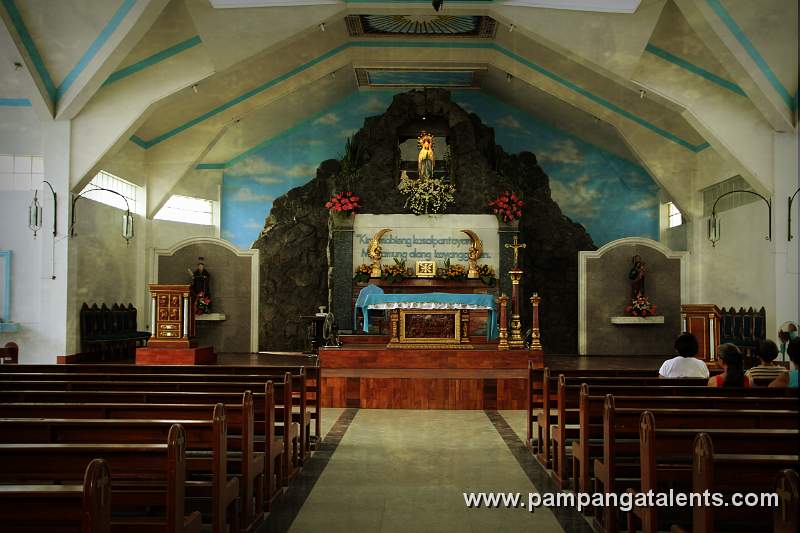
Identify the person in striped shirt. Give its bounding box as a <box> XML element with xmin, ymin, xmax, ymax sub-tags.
<box><xmin>745</xmin><ymin>339</ymin><xmax>785</xmax><ymax>383</ymax></box>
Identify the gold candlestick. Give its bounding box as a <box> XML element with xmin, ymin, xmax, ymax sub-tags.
<box><xmin>508</xmin><ymin>269</ymin><xmax>524</xmax><ymax>348</ymax></box>
<box><xmin>497</xmin><ymin>294</ymin><xmax>509</xmax><ymax>351</ymax></box>
<box><xmin>529</xmin><ymin>293</ymin><xmax>542</xmax><ymax>352</ymax></box>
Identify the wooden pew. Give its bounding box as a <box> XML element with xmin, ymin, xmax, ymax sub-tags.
<box><xmin>0</xmin><ymin>458</ymin><xmax>111</xmax><ymax>533</ymax></box>
<box><xmin>0</xmin><ymin>372</ymin><xmax>312</xmax><ymax>464</ymax></box>
<box><xmin>688</xmin><ymin>433</ymin><xmax>799</xmax><ymax>533</ymax></box>
<box><xmin>526</xmin><ymin>364</ymin><xmax>660</xmax><ymax>451</ymax></box>
<box><xmin>557</xmin><ymin>380</ymin><xmax>797</xmax><ymax>492</ymax></box>
<box><xmin>0</xmin><ymin>374</ymin><xmax>301</xmax><ymax>481</ymax></box>
<box><xmin>631</xmin><ymin>411</ymin><xmax>800</xmax><ymax>533</ymax></box>
<box><xmin>536</xmin><ymin>375</ymin><xmax>708</xmax><ymax>474</ymax></box>
<box><xmin>0</xmin><ymin>341</ymin><xmax>18</xmax><ymax>364</ymax></box>
<box><xmin>773</xmin><ymin>469</ymin><xmax>800</xmax><ymax>533</ymax></box>
<box><xmin>592</xmin><ymin>397</ymin><xmax>799</xmax><ymax>533</ymax></box>
<box><xmin>0</xmin><ymin>403</ymin><xmax>243</xmax><ymax>533</ymax></box>
<box><xmin>0</xmin><ymin>424</ymin><xmax>202</xmax><ymax>533</ymax></box>
<box><xmin>0</xmin><ymin>362</ymin><xmax>322</xmax><ymax>443</ymax></box>
<box><xmin>0</xmin><ymin>364</ymin><xmax>319</xmax><ymax>450</ymax></box>
<box><xmin>0</xmin><ymin>385</ymin><xmax>282</xmax><ymax>513</ymax></box>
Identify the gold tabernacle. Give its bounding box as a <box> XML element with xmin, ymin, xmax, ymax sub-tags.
<box><xmin>387</xmin><ymin>309</ymin><xmax>473</xmax><ymax>349</ymax></box>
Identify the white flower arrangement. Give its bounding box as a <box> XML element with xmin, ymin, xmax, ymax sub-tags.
<box><xmin>398</xmin><ymin>172</ymin><xmax>456</xmax><ymax>216</ymax></box>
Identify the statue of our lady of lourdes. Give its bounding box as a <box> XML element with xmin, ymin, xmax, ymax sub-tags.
<box><xmin>417</xmin><ymin>132</ymin><xmax>435</xmax><ymax>180</ymax></box>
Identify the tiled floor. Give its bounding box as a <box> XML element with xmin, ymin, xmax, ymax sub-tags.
<box><xmin>284</xmin><ymin>409</ymin><xmax>566</xmax><ymax>533</ymax></box>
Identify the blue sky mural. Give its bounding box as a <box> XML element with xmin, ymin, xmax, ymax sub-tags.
<box><xmin>221</xmin><ymin>90</ymin><xmax>659</xmax><ymax>248</ymax></box>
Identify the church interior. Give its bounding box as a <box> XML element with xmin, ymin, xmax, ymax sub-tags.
<box><xmin>0</xmin><ymin>1</ymin><xmax>798</xmax><ymax>532</ymax></box>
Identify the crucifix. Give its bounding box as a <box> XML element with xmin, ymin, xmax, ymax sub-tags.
<box><xmin>505</xmin><ymin>235</ymin><xmax>527</xmax><ymax>269</ymax></box>
<box><xmin>505</xmin><ymin>234</ymin><xmax>527</xmax><ymax>348</ymax></box>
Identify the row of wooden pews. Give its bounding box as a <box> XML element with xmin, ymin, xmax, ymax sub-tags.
<box><xmin>0</xmin><ymin>361</ymin><xmax>322</xmax><ymax>533</ymax></box>
<box><xmin>526</xmin><ymin>363</ymin><xmax>800</xmax><ymax>533</ymax></box>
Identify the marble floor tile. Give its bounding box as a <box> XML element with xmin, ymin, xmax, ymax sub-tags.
<box><xmin>287</xmin><ymin>409</ymin><xmax>565</xmax><ymax>533</ymax></box>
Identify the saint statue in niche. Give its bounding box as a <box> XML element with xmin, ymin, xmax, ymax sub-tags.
<box><xmin>417</xmin><ymin>131</ymin><xmax>435</xmax><ymax>179</ymax></box>
<box><xmin>187</xmin><ymin>257</ymin><xmax>212</xmax><ymax>314</ymax></box>
<box><xmin>628</xmin><ymin>255</ymin><xmax>646</xmax><ymax>299</ymax></box>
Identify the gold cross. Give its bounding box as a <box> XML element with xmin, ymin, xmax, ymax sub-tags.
<box><xmin>505</xmin><ymin>235</ymin><xmax>527</xmax><ymax>268</ymax></box>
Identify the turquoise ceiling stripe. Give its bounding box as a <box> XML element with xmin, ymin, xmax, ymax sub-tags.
<box><xmin>644</xmin><ymin>44</ymin><xmax>746</xmax><ymax>97</ymax></box>
<box><xmin>1</xmin><ymin>0</ymin><xmax>57</xmax><ymax>102</ymax></box>
<box><xmin>57</xmin><ymin>0</ymin><xmax>138</xmax><ymax>100</ymax></box>
<box><xmin>129</xmin><ymin>135</ymin><xmax>148</xmax><ymax>148</ymax></box>
<box><xmin>0</xmin><ymin>97</ymin><xmax>32</xmax><ymax>106</ymax></box>
<box><xmin>138</xmin><ymin>40</ymin><xmax>707</xmax><ymax>153</ymax></box>
<box><xmin>103</xmin><ymin>35</ymin><xmax>202</xmax><ymax>86</ymax></box>
<box><xmin>196</xmin><ymin>163</ymin><xmax>226</xmax><ymax>170</ymax></box>
<box><xmin>706</xmin><ymin>0</ymin><xmax>794</xmax><ymax>111</ymax></box>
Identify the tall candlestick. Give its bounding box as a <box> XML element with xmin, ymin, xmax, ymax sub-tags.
<box><xmin>529</xmin><ymin>293</ymin><xmax>542</xmax><ymax>352</ymax></box>
<box><xmin>497</xmin><ymin>294</ymin><xmax>509</xmax><ymax>350</ymax></box>
<box><xmin>508</xmin><ymin>268</ymin><xmax>524</xmax><ymax>349</ymax></box>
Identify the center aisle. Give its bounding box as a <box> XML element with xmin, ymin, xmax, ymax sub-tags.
<box><xmin>287</xmin><ymin>410</ymin><xmax>566</xmax><ymax>533</ymax></box>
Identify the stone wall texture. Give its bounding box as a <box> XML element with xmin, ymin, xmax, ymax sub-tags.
<box><xmin>254</xmin><ymin>89</ymin><xmax>596</xmax><ymax>353</ymax></box>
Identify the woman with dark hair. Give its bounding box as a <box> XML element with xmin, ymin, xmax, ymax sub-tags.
<box><xmin>769</xmin><ymin>338</ymin><xmax>800</xmax><ymax>388</ymax></box>
<box><xmin>708</xmin><ymin>344</ymin><xmax>751</xmax><ymax>388</ymax></box>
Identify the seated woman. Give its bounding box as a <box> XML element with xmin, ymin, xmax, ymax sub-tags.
<box><xmin>769</xmin><ymin>338</ymin><xmax>799</xmax><ymax>388</ymax></box>
<box><xmin>708</xmin><ymin>344</ymin><xmax>751</xmax><ymax>388</ymax></box>
<box><xmin>744</xmin><ymin>339</ymin><xmax>785</xmax><ymax>384</ymax></box>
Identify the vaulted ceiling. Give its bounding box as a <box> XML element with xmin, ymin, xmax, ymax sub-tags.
<box><xmin>1</xmin><ymin>0</ymin><xmax>796</xmax><ymax>218</ymax></box>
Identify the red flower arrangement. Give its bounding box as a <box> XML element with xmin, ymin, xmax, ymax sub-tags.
<box><xmin>626</xmin><ymin>294</ymin><xmax>657</xmax><ymax>317</ymax></box>
<box><xmin>195</xmin><ymin>291</ymin><xmax>212</xmax><ymax>315</ymax></box>
<box><xmin>325</xmin><ymin>191</ymin><xmax>360</xmax><ymax>214</ymax></box>
<box><xmin>488</xmin><ymin>191</ymin><xmax>524</xmax><ymax>223</ymax></box>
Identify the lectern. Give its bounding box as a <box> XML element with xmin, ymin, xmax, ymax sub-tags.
<box><xmin>149</xmin><ymin>284</ymin><xmax>195</xmax><ymax>347</ymax></box>
<box><xmin>681</xmin><ymin>304</ymin><xmax>721</xmax><ymax>363</ymax></box>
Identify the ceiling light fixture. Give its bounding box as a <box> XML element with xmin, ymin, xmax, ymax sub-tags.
<box><xmin>639</xmin><ymin>89</ymin><xmax>646</xmax><ymax>99</ymax></box>
<box><xmin>71</xmin><ymin>187</ymin><xmax>135</xmax><ymax>245</ymax></box>
<box><xmin>707</xmin><ymin>190</ymin><xmax>771</xmax><ymax>247</ymax></box>
<box><xmin>509</xmin><ymin>24</ymin><xmax>515</xmax><ymax>32</ymax></box>
<box><xmin>432</xmin><ymin>0</ymin><xmax>443</xmax><ymax>11</ymax></box>
<box><xmin>13</xmin><ymin>61</ymin><xmax>23</xmax><ymax>71</ymax></box>
<box><xmin>319</xmin><ymin>22</ymin><xmax>326</xmax><ymax>32</ymax></box>
<box><xmin>506</xmin><ymin>73</ymin><xmax>512</xmax><ymax>83</ymax></box>
<box><xmin>192</xmin><ymin>84</ymin><xmax>198</xmax><ymax>94</ymax></box>
<box><xmin>28</xmin><ymin>181</ymin><xmax>57</xmax><ymax>240</ymax></box>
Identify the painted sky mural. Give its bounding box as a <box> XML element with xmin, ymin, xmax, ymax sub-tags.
<box><xmin>221</xmin><ymin>90</ymin><xmax>659</xmax><ymax>249</ymax></box>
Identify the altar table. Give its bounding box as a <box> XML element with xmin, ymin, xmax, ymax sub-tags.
<box><xmin>357</xmin><ymin>292</ymin><xmax>498</xmax><ymax>340</ymax></box>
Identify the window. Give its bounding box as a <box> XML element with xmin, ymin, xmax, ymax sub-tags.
<box><xmin>80</xmin><ymin>170</ymin><xmax>142</xmax><ymax>214</ymax></box>
<box><xmin>667</xmin><ymin>202</ymin><xmax>682</xmax><ymax>228</ymax></box>
<box><xmin>0</xmin><ymin>154</ymin><xmax>44</xmax><ymax>190</ymax></box>
<box><xmin>154</xmin><ymin>195</ymin><xmax>214</xmax><ymax>225</ymax></box>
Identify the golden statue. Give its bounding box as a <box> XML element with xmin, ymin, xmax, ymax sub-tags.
<box><xmin>417</xmin><ymin>131</ymin><xmax>435</xmax><ymax>179</ymax></box>
<box><xmin>461</xmin><ymin>229</ymin><xmax>483</xmax><ymax>279</ymax></box>
<box><xmin>368</xmin><ymin>228</ymin><xmax>392</xmax><ymax>277</ymax></box>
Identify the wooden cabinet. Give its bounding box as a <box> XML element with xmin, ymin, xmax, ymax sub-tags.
<box><xmin>681</xmin><ymin>304</ymin><xmax>721</xmax><ymax>363</ymax></box>
<box><xmin>149</xmin><ymin>284</ymin><xmax>195</xmax><ymax>348</ymax></box>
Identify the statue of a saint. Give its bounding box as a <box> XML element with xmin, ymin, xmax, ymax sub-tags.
<box><xmin>628</xmin><ymin>255</ymin><xmax>646</xmax><ymax>299</ymax></box>
<box><xmin>187</xmin><ymin>258</ymin><xmax>210</xmax><ymax>297</ymax></box>
<box><xmin>417</xmin><ymin>132</ymin><xmax>435</xmax><ymax>180</ymax></box>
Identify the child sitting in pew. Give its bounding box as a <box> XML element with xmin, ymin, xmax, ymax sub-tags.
<box><xmin>708</xmin><ymin>343</ymin><xmax>751</xmax><ymax>387</ymax></box>
<box><xmin>658</xmin><ymin>332</ymin><xmax>709</xmax><ymax>378</ymax></box>
<box><xmin>769</xmin><ymin>337</ymin><xmax>799</xmax><ymax>388</ymax></box>
<box><xmin>745</xmin><ymin>339</ymin><xmax>785</xmax><ymax>383</ymax></box>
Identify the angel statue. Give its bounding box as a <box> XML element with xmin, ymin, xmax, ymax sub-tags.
<box><xmin>417</xmin><ymin>131</ymin><xmax>435</xmax><ymax>180</ymax></box>
<box><xmin>461</xmin><ymin>229</ymin><xmax>483</xmax><ymax>279</ymax></box>
<box><xmin>368</xmin><ymin>228</ymin><xmax>392</xmax><ymax>278</ymax></box>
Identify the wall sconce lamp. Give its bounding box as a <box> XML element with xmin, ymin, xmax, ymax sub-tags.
<box><xmin>707</xmin><ymin>190</ymin><xmax>771</xmax><ymax>247</ymax></box>
<box><xmin>28</xmin><ymin>180</ymin><xmax>57</xmax><ymax>239</ymax></box>
<box><xmin>70</xmin><ymin>187</ymin><xmax>134</xmax><ymax>245</ymax></box>
<box><xmin>789</xmin><ymin>187</ymin><xmax>800</xmax><ymax>241</ymax></box>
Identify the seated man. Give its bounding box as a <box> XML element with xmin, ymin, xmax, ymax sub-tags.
<box><xmin>745</xmin><ymin>340</ymin><xmax>785</xmax><ymax>383</ymax></box>
<box><xmin>769</xmin><ymin>338</ymin><xmax>800</xmax><ymax>388</ymax></box>
<box><xmin>658</xmin><ymin>332</ymin><xmax>709</xmax><ymax>378</ymax></box>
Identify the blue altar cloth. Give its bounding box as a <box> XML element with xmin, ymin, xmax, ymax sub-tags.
<box><xmin>358</xmin><ymin>292</ymin><xmax>498</xmax><ymax>340</ymax></box>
